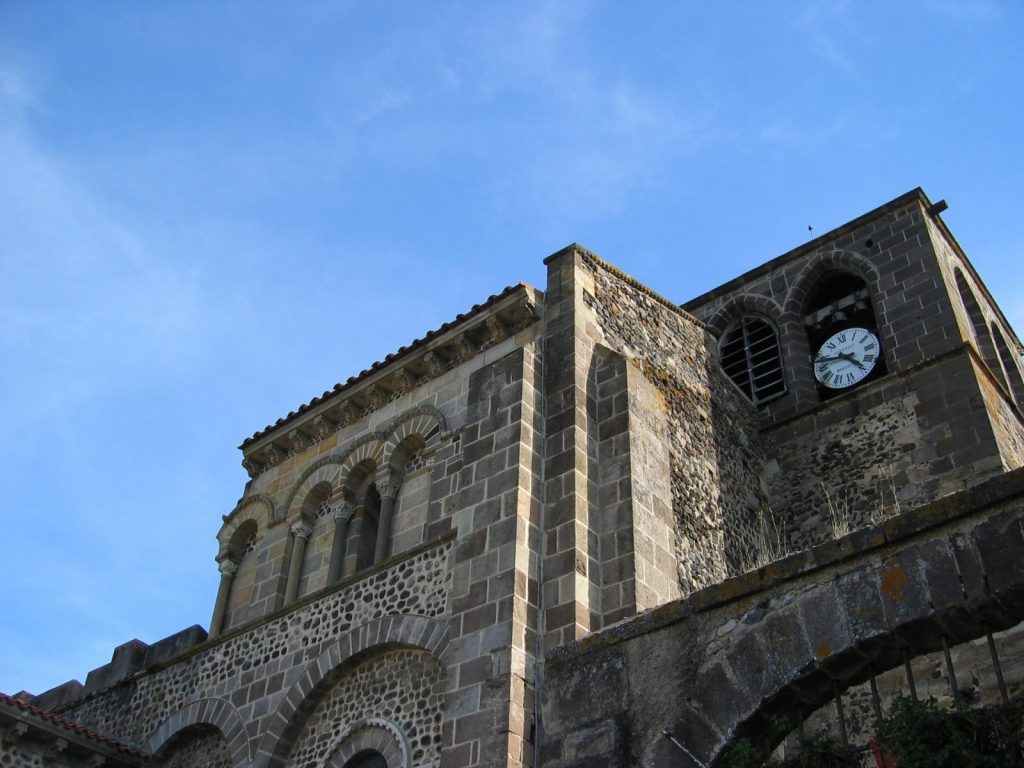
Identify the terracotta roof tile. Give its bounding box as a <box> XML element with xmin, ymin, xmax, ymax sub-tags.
<box><xmin>241</xmin><ymin>282</ymin><xmax>530</xmax><ymax>447</ymax></box>
<box><xmin>0</xmin><ymin>691</ymin><xmax>144</xmax><ymax>757</ymax></box>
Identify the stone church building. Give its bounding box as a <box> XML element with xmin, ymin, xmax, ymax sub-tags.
<box><xmin>5</xmin><ymin>188</ymin><xmax>1024</xmax><ymax>767</ymax></box>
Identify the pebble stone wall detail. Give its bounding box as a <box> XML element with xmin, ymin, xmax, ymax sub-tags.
<box><xmin>581</xmin><ymin>253</ymin><xmax>767</xmax><ymax>592</ymax></box>
<box><xmin>157</xmin><ymin>727</ymin><xmax>234</xmax><ymax>768</ymax></box>
<box><xmin>58</xmin><ymin>542</ymin><xmax>452</xmax><ymax>753</ymax></box>
<box><xmin>286</xmin><ymin>650</ymin><xmax>444</xmax><ymax>768</ymax></box>
<box><xmin>325</xmin><ymin>718</ymin><xmax>409</xmax><ymax>768</ymax></box>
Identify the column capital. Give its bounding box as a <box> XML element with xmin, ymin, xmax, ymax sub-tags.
<box><xmin>377</xmin><ymin>479</ymin><xmax>401</xmax><ymax>501</ymax></box>
<box><xmin>333</xmin><ymin>501</ymin><xmax>357</xmax><ymax>522</ymax></box>
<box><xmin>217</xmin><ymin>558</ymin><xmax>239</xmax><ymax>577</ymax></box>
<box><xmin>290</xmin><ymin>522</ymin><xmax>313</xmax><ymax>540</ymax></box>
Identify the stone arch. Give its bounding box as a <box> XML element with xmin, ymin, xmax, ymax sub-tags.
<box><xmin>279</xmin><ymin>435</ymin><xmax>386</xmax><ymax>520</ymax></box>
<box><xmin>284</xmin><ymin>461</ymin><xmax>345</xmax><ymax>522</ymax></box>
<box><xmin>255</xmin><ymin>614</ymin><xmax>448</xmax><ymax>768</ymax></box>
<box><xmin>324</xmin><ymin>718</ymin><xmax>410</xmax><ymax>768</ymax></box>
<box><xmin>784</xmin><ymin>249</ymin><xmax>891</xmax><ymax>399</ymax></box>
<box><xmin>993</xmin><ymin>323</ymin><xmax>1024</xmax><ymax>405</ymax></box>
<box><xmin>711</xmin><ymin>305</ymin><xmax>789</xmax><ymax>406</ymax></box>
<box><xmin>783</xmin><ymin>248</ymin><xmax>883</xmax><ymax>318</ymax></box>
<box><xmin>294</xmin><ymin>480</ymin><xmax>337</xmax><ymax>597</ymax></box>
<box><xmin>704</xmin><ymin>293</ymin><xmax>790</xmax><ymax>339</ymax></box>
<box><xmin>146</xmin><ymin>697</ymin><xmax>252</xmax><ymax>766</ymax></box>
<box><xmin>338</xmin><ymin>434</ymin><xmax>387</xmax><ymax>489</ymax></box>
<box><xmin>218</xmin><ymin>495</ymin><xmax>275</xmax><ymax>559</ymax></box>
<box><xmin>655</xmin><ymin>503</ymin><xmax>1024</xmax><ymax>767</ymax></box>
<box><xmin>954</xmin><ymin>268</ymin><xmax>1005</xmax><ymax>387</ymax></box>
<box><xmin>381</xmin><ymin>406</ymin><xmax>447</xmax><ymax>471</ymax></box>
<box><xmin>331</xmin><ymin>436</ymin><xmax>390</xmax><ymax>573</ymax></box>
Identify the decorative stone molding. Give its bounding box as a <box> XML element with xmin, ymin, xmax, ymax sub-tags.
<box><xmin>333</xmin><ymin>501</ymin><xmax>356</xmax><ymax>522</ymax></box>
<box><xmin>363</xmin><ymin>385</ymin><xmax>386</xmax><ymax>410</ymax></box>
<box><xmin>1</xmin><ymin>721</ymin><xmax>28</xmax><ymax>745</ymax></box>
<box><xmin>217</xmin><ymin>559</ymin><xmax>239</xmax><ymax>577</ymax></box>
<box><xmin>393</xmin><ymin>368</ymin><xmax>416</xmax><ymax>392</ymax></box>
<box><xmin>376</xmin><ymin>479</ymin><xmax>401</xmax><ymax>501</ymax></box>
<box><xmin>422</xmin><ymin>350</ymin><xmax>446</xmax><ymax>376</ymax></box>
<box><xmin>290</xmin><ymin>430</ymin><xmax>312</xmax><ymax>452</ymax></box>
<box><xmin>483</xmin><ymin>314</ymin><xmax>508</xmax><ymax>345</ymax></box>
<box><xmin>46</xmin><ymin>738</ymin><xmax>69</xmax><ymax>761</ymax></box>
<box><xmin>265</xmin><ymin>444</ymin><xmax>288</xmax><ymax>465</ymax></box>
<box><xmin>238</xmin><ymin>286</ymin><xmax>541</xmax><ymax>479</ymax></box>
<box><xmin>324</xmin><ymin>718</ymin><xmax>411</xmax><ymax>768</ymax></box>
<box><xmin>257</xmin><ymin>614</ymin><xmax>450</xmax><ymax>766</ymax></box>
<box><xmin>241</xmin><ymin>456</ymin><xmax>266</xmax><ymax>479</ymax></box>
<box><xmin>146</xmin><ymin>697</ymin><xmax>253</xmax><ymax>765</ymax></box>
<box><xmin>449</xmin><ymin>336</ymin><xmax>475</xmax><ymax>363</ymax></box>
<box><xmin>312</xmin><ymin>414</ymin><xmax>336</xmax><ymax>439</ymax></box>
<box><xmin>338</xmin><ymin>401</ymin><xmax>361</xmax><ymax>425</ymax></box>
<box><xmin>291</xmin><ymin>522</ymin><xmax>313</xmax><ymax>541</ymax></box>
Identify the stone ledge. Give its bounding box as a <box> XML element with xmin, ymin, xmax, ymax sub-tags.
<box><xmin>546</xmin><ymin>465</ymin><xmax>1024</xmax><ymax>664</ymax></box>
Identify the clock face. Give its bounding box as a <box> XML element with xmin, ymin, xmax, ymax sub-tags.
<box><xmin>813</xmin><ymin>327</ymin><xmax>880</xmax><ymax>389</ymax></box>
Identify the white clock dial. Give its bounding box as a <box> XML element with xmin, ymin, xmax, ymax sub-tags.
<box><xmin>813</xmin><ymin>327</ymin><xmax>880</xmax><ymax>389</ymax></box>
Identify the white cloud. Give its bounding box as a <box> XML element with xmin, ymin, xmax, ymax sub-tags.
<box><xmin>0</xmin><ymin>70</ymin><xmax>221</xmax><ymax>426</ymax></box>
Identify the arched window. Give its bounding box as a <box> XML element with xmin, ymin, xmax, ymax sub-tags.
<box><xmin>298</xmin><ymin>481</ymin><xmax>335</xmax><ymax>597</ymax></box>
<box><xmin>803</xmin><ymin>271</ymin><xmax>886</xmax><ymax>397</ymax></box>
<box><xmin>222</xmin><ymin>520</ymin><xmax>258</xmax><ymax>631</ymax></box>
<box><xmin>351</xmin><ymin>485</ymin><xmax>381</xmax><ymax>571</ymax></box>
<box><xmin>954</xmin><ymin>269</ymin><xmax>1005</xmax><ymax>388</ymax></box>
<box><xmin>992</xmin><ymin>323</ymin><xmax>1024</xmax><ymax>405</ymax></box>
<box><xmin>719</xmin><ymin>316</ymin><xmax>786</xmax><ymax>405</ymax></box>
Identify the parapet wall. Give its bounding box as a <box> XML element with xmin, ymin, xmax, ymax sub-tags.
<box><xmin>540</xmin><ymin>467</ymin><xmax>1024</xmax><ymax>768</ymax></box>
<box><xmin>52</xmin><ymin>540</ymin><xmax>452</xmax><ymax>758</ymax></box>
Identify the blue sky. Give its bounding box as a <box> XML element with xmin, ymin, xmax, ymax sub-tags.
<box><xmin>2</xmin><ymin>1</ymin><xmax>1022</xmax><ymax>696</ymax></box>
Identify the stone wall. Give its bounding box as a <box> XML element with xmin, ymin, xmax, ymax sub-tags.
<box><xmin>157</xmin><ymin>728</ymin><xmax>233</xmax><ymax>768</ymax></box>
<box><xmin>578</xmin><ymin>250</ymin><xmax>765</xmax><ymax>592</ymax></box>
<box><xmin>286</xmin><ymin>649</ymin><xmax>444</xmax><ymax>768</ymax></box>
<box><xmin>540</xmin><ymin>468</ymin><xmax>1024</xmax><ymax>768</ymax></box>
<box><xmin>763</xmin><ymin>353</ymin><xmax>1011</xmax><ymax>549</ymax></box>
<box><xmin>685</xmin><ymin>195</ymin><xmax>961</xmax><ymax>422</ymax></box>
<box><xmin>684</xmin><ymin>190</ymin><xmax>1024</xmax><ymax>551</ymax></box>
<box><xmin>54</xmin><ymin>542</ymin><xmax>451</xmax><ymax>754</ymax></box>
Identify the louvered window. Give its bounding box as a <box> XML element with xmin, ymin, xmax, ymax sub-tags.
<box><xmin>720</xmin><ymin>317</ymin><xmax>786</xmax><ymax>405</ymax></box>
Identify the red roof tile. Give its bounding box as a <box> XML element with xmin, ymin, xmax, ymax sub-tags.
<box><xmin>241</xmin><ymin>282</ymin><xmax>531</xmax><ymax>448</ymax></box>
<box><xmin>0</xmin><ymin>691</ymin><xmax>144</xmax><ymax>757</ymax></box>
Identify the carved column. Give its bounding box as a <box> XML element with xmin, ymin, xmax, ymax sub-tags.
<box><xmin>342</xmin><ymin>498</ymin><xmax>367</xmax><ymax>578</ymax></box>
<box><xmin>374</xmin><ymin>478</ymin><xmax>401</xmax><ymax>564</ymax></box>
<box><xmin>283</xmin><ymin>522</ymin><xmax>312</xmax><ymax>604</ymax></box>
<box><xmin>327</xmin><ymin>501</ymin><xmax>356</xmax><ymax>585</ymax></box>
<box><xmin>209</xmin><ymin>557</ymin><xmax>238</xmax><ymax>638</ymax></box>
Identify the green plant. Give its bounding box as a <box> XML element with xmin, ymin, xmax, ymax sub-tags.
<box><xmin>723</xmin><ymin>729</ymin><xmax>859</xmax><ymax>768</ymax></box>
<box><xmin>879</xmin><ymin>695</ymin><xmax>1024</xmax><ymax>767</ymax></box>
<box><xmin>723</xmin><ymin>736</ymin><xmax>763</xmax><ymax>768</ymax></box>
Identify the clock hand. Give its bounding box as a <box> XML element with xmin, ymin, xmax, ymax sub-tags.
<box><xmin>816</xmin><ymin>353</ymin><xmax>867</xmax><ymax>370</ymax></box>
<box><xmin>836</xmin><ymin>352</ymin><xmax>866</xmax><ymax>370</ymax></box>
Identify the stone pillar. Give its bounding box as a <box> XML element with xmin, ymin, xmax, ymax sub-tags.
<box><xmin>342</xmin><ymin>499</ymin><xmax>367</xmax><ymax>578</ymax></box>
<box><xmin>374</xmin><ymin>478</ymin><xmax>401</xmax><ymax>564</ymax></box>
<box><xmin>283</xmin><ymin>522</ymin><xmax>312</xmax><ymax>604</ymax></box>
<box><xmin>209</xmin><ymin>557</ymin><xmax>238</xmax><ymax>638</ymax></box>
<box><xmin>327</xmin><ymin>501</ymin><xmax>356</xmax><ymax>585</ymax></box>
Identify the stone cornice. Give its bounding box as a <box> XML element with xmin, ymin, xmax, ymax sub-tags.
<box><xmin>239</xmin><ymin>284</ymin><xmax>542</xmax><ymax>478</ymax></box>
